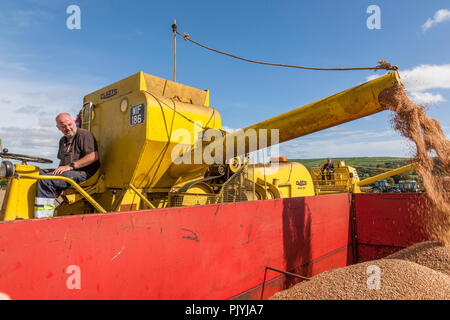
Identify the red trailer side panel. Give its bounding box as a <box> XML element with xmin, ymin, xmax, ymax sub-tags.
<box><xmin>353</xmin><ymin>193</ymin><xmax>429</xmax><ymax>262</ymax></box>
<box><xmin>0</xmin><ymin>194</ymin><xmax>352</xmax><ymax>300</ymax></box>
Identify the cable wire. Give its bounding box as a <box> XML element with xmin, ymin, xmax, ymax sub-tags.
<box><xmin>176</xmin><ymin>31</ymin><xmax>398</xmax><ymax>72</ymax></box>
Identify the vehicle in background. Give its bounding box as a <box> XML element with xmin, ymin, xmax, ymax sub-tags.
<box><xmin>398</xmin><ymin>180</ymin><xmax>420</xmax><ymax>193</ymax></box>
<box><xmin>371</xmin><ymin>179</ymin><xmax>400</xmax><ymax>193</ymax></box>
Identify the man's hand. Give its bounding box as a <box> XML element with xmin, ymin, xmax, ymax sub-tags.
<box><xmin>52</xmin><ymin>165</ymin><xmax>72</xmax><ymax>175</ymax></box>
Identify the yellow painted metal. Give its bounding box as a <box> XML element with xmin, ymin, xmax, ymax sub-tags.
<box><xmin>311</xmin><ymin>161</ymin><xmax>360</xmax><ymax>195</ymax></box>
<box><xmin>232</xmin><ymin>72</ymin><xmax>401</xmax><ymax>154</ymax></box>
<box><xmin>204</xmin><ymin>90</ymin><xmax>210</xmax><ymax>107</ymax></box>
<box><xmin>252</xmin><ymin>156</ymin><xmax>256</xmax><ymax>200</ymax></box>
<box><xmin>18</xmin><ymin>174</ymin><xmax>107</xmax><ymax>214</ymax></box>
<box><xmin>229</xmin><ymin>157</ymin><xmax>243</xmax><ymax>173</ymax></box>
<box><xmin>172</xmin><ymin>71</ymin><xmax>402</xmax><ymax>176</ymax></box>
<box><xmin>3</xmin><ymin>165</ymin><xmax>39</xmax><ymax>220</ymax></box>
<box><xmin>310</xmin><ymin>161</ymin><xmax>417</xmax><ymax>194</ymax></box>
<box><xmin>352</xmin><ymin>165</ymin><xmax>393</xmax><ymax>171</ymax></box>
<box><xmin>256</xmin><ymin>178</ymin><xmax>280</xmax><ymax>199</ymax></box>
<box><xmin>247</xmin><ymin>162</ymin><xmax>315</xmax><ymax>198</ymax></box>
<box><xmin>1</xmin><ymin>70</ymin><xmax>407</xmax><ymax>220</ymax></box>
<box><xmin>117</xmin><ymin>188</ymin><xmax>144</xmax><ymax>211</ymax></box>
<box><xmin>62</xmin><ymin>172</ymin><xmax>101</xmax><ymax>205</ymax></box>
<box><xmin>128</xmin><ymin>184</ymin><xmax>156</xmax><ymax>209</ymax></box>
<box><xmin>177</xmin><ymin>183</ymin><xmax>214</xmax><ymax>206</ymax></box>
<box><xmin>356</xmin><ymin>163</ymin><xmax>418</xmax><ymax>187</ymax></box>
<box><xmin>75</xmin><ymin>70</ymin><xmax>401</xmax><ymax>207</ymax></box>
<box><xmin>82</xmin><ymin>72</ymin><xmax>221</xmax><ymax>191</ymax></box>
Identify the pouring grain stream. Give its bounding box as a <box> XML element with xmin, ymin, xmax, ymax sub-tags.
<box><xmin>379</xmin><ymin>84</ymin><xmax>450</xmax><ymax>245</ymax></box>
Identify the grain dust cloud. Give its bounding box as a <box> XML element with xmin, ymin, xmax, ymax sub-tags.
<box><xmin>271</xmin><ymin>81</ymin><xmax>450</xmax><ymax>300</ymax></box>
<box><xmin>379</xmin><ymin>83</ymin><xmax>450</xmax><ymax>245</ymax></box>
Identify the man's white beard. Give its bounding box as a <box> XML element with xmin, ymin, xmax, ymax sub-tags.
<box><xmin>65</xmin><ymin>127</ymin><xmax>77</xmax><ymax>138</ymax></box>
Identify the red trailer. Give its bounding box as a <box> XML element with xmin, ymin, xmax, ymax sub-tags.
<box><xmin>0</xmin><ymin>193</ymin><xmax>428</xmax><ymax>300</ymax></box>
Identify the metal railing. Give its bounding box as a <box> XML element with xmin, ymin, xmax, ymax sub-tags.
<box><xmin>81</xmin><ymin>101</ymin><xmax>94</xmax><ymax>132</ymax></box>
<box><xmin>18</xmin><ymin>174</ymin><xmax>106</xmax><ymax>213</ymax></box>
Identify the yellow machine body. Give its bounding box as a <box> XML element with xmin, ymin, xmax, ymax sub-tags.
<box><xmin>1</xmin><ymin>165</ymin><xmax>39</xmax><ymax>220</ymax></box>
<box><xmin>171</xmin><ymin>71</ymin><xmax>402</xmax><ymax>176</ymax></box>
<box><xmin>356</xmin><ymin>163</ymin><xmax>418</xmax><ymax>189</ymax></box>
<box><xmin>83</xmin><ymin>72</ymin><xmax>220</xmax><ymax>190</ymax></box>
<box><xmin>205</xmin><ymin>72</ymin><xmax>400</xmax><ymax>159</ymax></box>
<box><xmin>311</xmin><ymin>161</ymin><xmax>360</xmax><ymax>195</ymax></box>
<box><xmin>1</xmin><ymin>71</ymin><xmax>405</xmax><ymax>220</ymax></box>
<box><xmin>311</xmin><ymin>161</ymin><xmax>418</xmax><ymax>195</ymax></box>
<box><xmin>248</xmin><ymin>161</ymin><xmax>315</xmax><ymax>198</ymax></box>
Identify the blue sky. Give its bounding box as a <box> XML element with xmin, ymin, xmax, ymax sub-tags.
<box><xmin>0</xmin><ymin>0</ymin><xmax>449</xmax><ymax>165</ymax></box>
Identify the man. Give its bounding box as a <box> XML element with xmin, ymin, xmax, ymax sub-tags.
<box><xmin>321</xmin><ymin>158</ymin><xmax>335</xmax><ymax>181</ymax></box>
<box><xmin>34</xmin><ymin>113</ymin><xmax>100</xmax><ymax>218</ymax></box>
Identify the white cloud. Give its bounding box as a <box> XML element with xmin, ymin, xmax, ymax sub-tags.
<box><xmin>220</xmin><ymin>124</ymin><xmax>409</xmax><ymax>159</ymax></box>
<box><xmin>366</xmin><ymin>75</ymin><xmax>379</xmax><ymax>81</ymax></box>
<box><xmin>0</xmin><ymin>77</ymin><xmax>86</xmax><ymax>126</ymax></box>
<box><xmin>366</xmin><ymin>64</ymin><xmax>450</xmax><ymax>105</ymax></box>
<box><xmin>408</xmin><ymin>91</ymin><xmax>445</xmax><ymax>104</ymax></box>
<box><xmin>422</xmin><ymin>9</ymin><xmax>450</xmax><ymax>32</ymax></box>
<box><xmin>0</xmin><ymin>126</ymin><xmax>60</xmax><ymax>166</ymax></box>
<box><xmin>221</xmin><ymin>125</ymin><xmax>239</xmax><ymax>133</ymax></box>
<box><xmin>314</xmin><ymin>129</ymin><xmax>396</xmax><ymax>139</ymax></box>
<box><xmin>0</xmin><ymin>56</ymin><xmax>92</xmax><ymax>167</ymax></box>
<box><xmin>400</xmin><ymin>64</ymin><xmax>450</xmax><ymax>92</ymax></box>
<box><xmin>279</xmin><ymin>138</ymin><xmax>412</xmax><ymax>159</ymax></box>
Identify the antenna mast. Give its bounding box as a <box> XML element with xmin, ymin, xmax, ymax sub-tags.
<box><xmin>172</xmin><ymin>19</ymin><xmax>177</xmax><ymax>82</ymax></box>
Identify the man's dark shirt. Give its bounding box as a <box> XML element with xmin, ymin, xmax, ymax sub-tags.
<box><xmin>57</xmin><ymin>128</ymin><xmax>100</xmax><ymax>177</ymax></box>
<box><xmin>322</xmin><ymin>162</ymin><xmax>335</xmax><ymax>172</ymax></box>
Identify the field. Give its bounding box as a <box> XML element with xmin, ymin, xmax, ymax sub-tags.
<box><xmin>289</xmin><ymin>156</ymin><xmax>410</xmax><ymax>168</ymax></box>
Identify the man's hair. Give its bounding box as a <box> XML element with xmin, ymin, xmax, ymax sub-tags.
<box><xmin>55</xmin><ymin>113</ymin><xmax>73</xmax><ymax>123</ymax></box>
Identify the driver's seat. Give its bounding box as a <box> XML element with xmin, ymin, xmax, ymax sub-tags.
<box><xmin>61</xmin><ymin>170</ymin><xmax>101</xmax><ymax>205</ymax></box>
<box><xmin>78</xmin><ymin>170</ymin><xmax>100</xmax><ymax>187</ymax></box>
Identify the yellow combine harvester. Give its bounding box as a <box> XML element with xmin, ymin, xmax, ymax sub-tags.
<box><xmin>310</xmin><ymin>160</ymin><xmax>417</xmax><ymax>195</ymax></box>
<box><xmin>1</xmin><ymin>71</ymin><xmax>403</xmax><ymax>220</ymax></box>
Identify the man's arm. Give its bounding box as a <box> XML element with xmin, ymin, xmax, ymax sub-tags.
<box><xmin>72</xmin><ymin>151</ymin><xmax>98</xmax><ymax>170</ymax></box>
<box><xmin>52</xmin><ymin>152</ymin><xmax>98</xmax><ymax>175</ymax></box>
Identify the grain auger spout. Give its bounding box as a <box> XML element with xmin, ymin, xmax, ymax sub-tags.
<box><xmin>170</xmin><ymin>71</ymin><xmax>403</xmax><ymax>177</ymax></box>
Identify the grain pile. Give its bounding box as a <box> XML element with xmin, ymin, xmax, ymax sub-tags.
<box><xmin>270</xmin><ymin>258</ymin><xmax>450</xmax><ymax>300</ymax></box>
<box><xmin>378</xmin><ymin>84</ymin><xmax>450</xmax><ymax>245</ymax></box>
<box><xmin>385</xmin><ymin>241</ymin><xmax>450</xmax><ymax>276</ymax></box>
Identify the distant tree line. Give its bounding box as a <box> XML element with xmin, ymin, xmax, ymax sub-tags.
<box><xmin>354</xmin><ymin>158</ymin><xmax>447</xmax><ymax>186</ymax></box>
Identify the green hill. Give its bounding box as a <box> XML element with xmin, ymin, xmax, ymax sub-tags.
<box><xmin>289</xmin><ymin>156</ymin><xmax>417</xmax><ymax>184</ymax></box>
<box><xmin>289</xmin><ymin>156</ymin><xmax>411</xmax><ymax>169</ymax></box>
